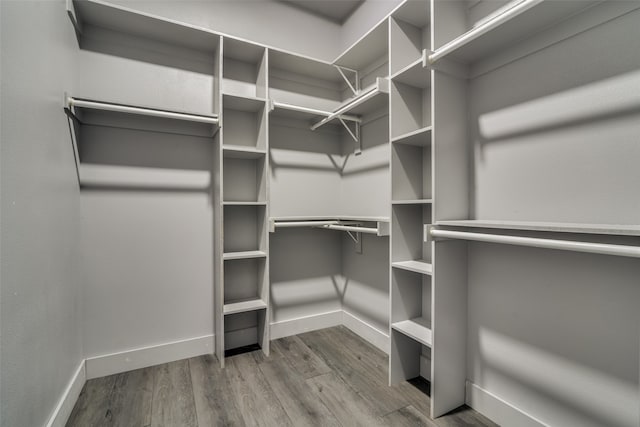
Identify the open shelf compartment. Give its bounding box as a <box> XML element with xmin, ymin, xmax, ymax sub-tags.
<box><xmin>222</xmin><ymin>37</ymin><xmax>268</xmax><ymax>99</ymax></box>
<box><xmin>224</xmin><ymin>205</ymin><xmax>267</xmax><ymax>253</ymax></box>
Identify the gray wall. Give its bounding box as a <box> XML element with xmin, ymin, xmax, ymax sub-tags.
<box><xmin>467</xmin><ymin>8</ymin><xmax>640</xmax><ymax>427</ymax></box>
<box><xmin>76</xmin><ymin>36</ymin><xmax>216</xmax><ymax>359</ymax></box>
<box><xmin>0</xmin><ymin>1</ymin><xmax>83</xmax><ymax>426</ymax></box>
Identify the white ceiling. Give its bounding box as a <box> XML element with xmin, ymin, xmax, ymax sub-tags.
<box><xmin>278</xmin><ymin>0</ymin><xmax>364</xmax><ymax>24</ymax></box>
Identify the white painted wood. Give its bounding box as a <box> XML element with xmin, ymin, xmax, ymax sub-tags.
<box><xmin>390</xmin><ymin>80</ymin><xmax>430</xmax><ymax>138</ymax></box>
<box><xmin>270</xmin><ymin>310</ymin><xmax>343</xmax><ymax>340</ymax></box>
<box><xmin>342</xmin><ymin>310</ymin><xmax>390</xmax><ymax>355</ymax></box>
<box><xmin>466</xmin><ymin>382</ymin><xmax>547</xmax><ymax>427</ymax></box>
<box><xmin>45</xmin><ymin>361</ymin><xmax>86</xmax><ymax>427</ymax></box>
<box><xmin>392</xmin><ymin>317</ymin><xmax>433</xmax><ymax>347</ymax></box>
<box><xmin>392</xmin><ymin>260</ymin><xmax>433</xmax><ymax>275</ymax></box>
<box><xmin>420</xmin><ymin>354</ymin><xmax>432</xmax><ymax>381</ymax></box>
<box><xmin>390</xmin><ymin>125</ymin><xmax>432</xmax><ymax>146</ymax></box>
<box><xmin>390</xmin><ymin>329</ymin><xmax>421</xmax><ymax>384</ymax></box>
<box><xmin>390</xmin><ymin>55</ymin><xmax>430</xmax><ymax>89</ymax></box>
<box><xmin>335</xmin><ymin>20</ymin><xmax>389</xmax><ymax>70</ymax></box>
<box><xmin>223</xmin><ymin>298</ymin><xmax>268</xmax><ymax>315</ymax></box>
<box><xmin>431</xmin><ymin>240</ymin><xmax>468</xmax><ymax>417</ymax></box>
<box><xmin>391</xmin><ymin>204</ymin><xmax>432</xmax><ymax>263</ymax></box>
<box><xmin>85</xmin><ymin>335</ymin><xmax>214</xmax><ymax>379</ymax></box>
<box><xmin>436</xmin><ymin>220</ymin><xmax>640</xmax><ymax>237</ymax></box>
<box><xmin>222</xmin><ymin>145</ymin><xmax>267</xmax><ymax>159</ymax></box>
<box><xmin>392</xmin><ymin>199</ymin><xmax>433</xmax><ymax>205</ymax></box>
<box><xmin>223</xmin><ymin>250</ymin><xmax>268</xmax><ymax>261</ymax></box>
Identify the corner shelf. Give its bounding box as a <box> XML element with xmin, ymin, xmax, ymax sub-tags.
<box><xmin>334</xmin><ymin>20</ymin><xmax>388</xmax><ymax>70</ymax></box>
<box><xmin>429</xmin><ymin>0</ymin><xmax>603</xmax><ymax>65</ymax></box>
<box><xmin>223</xmin><ymin>298</ymin><xmax>267</xmax><ymax>315</ymax></box>
<box><xmin>223</xmin><ymin>250</ymin><xmax>268</xmax><ymax>261</ymax></box>
<box><xmin>392</xmin><ymin>260</ymin><xmax>433</xmax><ymax>275</ymax></box>
<box><xmin>392</xmin><ymin>317</ymin><xmax>433</xmax><ymax>347</ymax></box>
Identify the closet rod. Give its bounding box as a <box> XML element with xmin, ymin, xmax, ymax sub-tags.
<box><xmin>271</xmin><ymin>102</ymin><xmax>360</xmax><ymax>123</ymax></box>
<box><xmin>430</xmin><ymin>228</ymin><xmax>640</xmax><ymax>259</ymax></box>
<box><xmin>319</xmin><ymin>224</ymin><xmax>381</xmax><ymax>235</ymax></box>
<box><xmin>67</xmin><ymin>97</ymin><xmax>220</xmax><ymax>125</ymax></box>
<box><xmin>310</xmin><ymin>84</ymin><xmax>379</xmax><ymax>131</ymax></box>
<box><xmin>428</xmin><ymin>0</ymin><xmax>543</xmax><ymax>64</ymax></box>
<box><xmin>274</xmin><ymin>221</ymin><xmax>340</xmax><ymax>228</ymax></box>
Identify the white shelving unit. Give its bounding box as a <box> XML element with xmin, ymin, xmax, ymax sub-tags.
<box><xmin>388</xmin><ymin>0</ymin><xmax>434</xmax><ymax>393</ymax></box>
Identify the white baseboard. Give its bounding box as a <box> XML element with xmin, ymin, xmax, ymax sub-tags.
<box><xmin>46</xmin><ymin>360</ymin><xmax>86</xmax><ymax>427</ymax></box>
<box><xmin>466</xmin><ymin>381</ymin><xmax>547</xmax><ymax>427</ymax></box>
<box><xmin>270</xmin><ymin>310</ymin><xmax>343</xmax><ymax>340</ymax></box>
<box><xmin>85</xmin><ymin>334</ymin><xmax>214</xmax><ymax>379</ymax></box>
<box><xmin>342</xmin><ymin>310</ymin><xmax>390</xmax><ymax>354</ymax></box>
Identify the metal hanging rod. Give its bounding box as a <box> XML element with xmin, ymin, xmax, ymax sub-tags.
<box><xmin>319</xmin><ymin>224</ymin><xmax>382</xmax><ymax>235</ymax></box>
<box><xmin>273</xmin><ymin>220</ymin><xmax>340</xmax><ymax>228</ymax></box>
<box><xmin>67</xmin><ymin>97</ymin><xmax>219</xmax><ymax>125</ymax></box>
<box><xmin>429</xmin><ymin>228</ymin><xmax>640</xmax><ymax>259</ymax></box>
<box><xmin>270</xmin><ymin>101</ymin><xmax>360</xmax><ymax>123</ymax></box>
<box><xmin>310</xmin><ymin>84</ymin><xmax>380</xmax><ymax>131</ymax></box>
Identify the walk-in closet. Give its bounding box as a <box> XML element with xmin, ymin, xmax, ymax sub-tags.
<box><xmin>1</xmin><ymin>1</ymin><xmax>639</xmax><ymax>426</ymax></box>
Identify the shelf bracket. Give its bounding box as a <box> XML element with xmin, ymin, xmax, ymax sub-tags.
<box><xmin>338</xmin><ymin>117</ymin><xmax>361</xmax><ymax>155</ymax></box>
<box><xmin>334</xmin><ymin>65</ymin><xmax>359</xmax><ymax>96</ymax></box>
<box><xmin>346</xmin><ymin>230</ymin><xmax>363</xmax><ymax>253</ymax></box>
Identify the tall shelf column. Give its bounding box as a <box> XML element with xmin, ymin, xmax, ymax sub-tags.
<box><xmin>214</xmin><ymin>37</ymin><xmax>270</xmax><ymax>367</ymax></box>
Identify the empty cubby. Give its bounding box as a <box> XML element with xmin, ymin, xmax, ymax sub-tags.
<box><xmin>390</xmin><ymin>3</ymin><xmax>430</xmax><ymax>76</ymax></box>
<box><xmin>392</xmin><ymin>139</ymin><xmax>432</xmax><ymax>202</ymax></box>
<box><xmin>223</xmin><ymin>205</ymin><xmax>267</xmax><ymax>253</ymax></box>
<box><xmin>390</xmin><ymin>80</ymin><xmax>431</xmax><ymax>139</ymax></box>
<box><xmin>222</xmin><ymin>94</ymin><xmax>267</xmax><ymax>150</ymax></box>
<box><xmin>223</xmin><ymin>155</ymin><xmax>266</xmax><ymax>203</ymax></box>
<box><xmin>222</xmin><ymin>37</ymin><xmax>267</xmax><ymax>99</ymax></box>
<box><xmin>392</xmin><ymin>204</ymin><xmax>432</xmax><ymax>264</ymax></box>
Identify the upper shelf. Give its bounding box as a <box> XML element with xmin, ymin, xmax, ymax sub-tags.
<box><xmin>435</xmin><ymin>220</ymin><xmax>640</xmax><ymax>237</ymax></box>
<box><xmin>67</xmin><ymin>0</ymin><xmax>220</xmax><ymax>54</ymax></box>
<box><xmin>334</xmin><ymin>20</ymin><xmax>389</xmax><ymax>70</ymax></box>
<box><xmin>429</xmin><ymin>0</ymin><xmax>603</xmax><ymax>65</ymax></box>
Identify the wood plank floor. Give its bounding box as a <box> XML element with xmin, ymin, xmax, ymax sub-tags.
<box><xmin>67</xmin><ymin>326</ymin><xmax>498</xmax><ymax>426</ymax></box>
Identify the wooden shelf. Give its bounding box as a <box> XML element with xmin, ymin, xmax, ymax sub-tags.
<box><xmin>392</xmin><ymin>317</ymin><xmax>432</xmax><ymax>347</ymax></box>
<box><xmin>67</xmin><ymin>0</ymin><xmax>221</xmax><ymax>55</ymax></box>
<box><xmin>435</xmin><ymin>220</ymin><xmax>640</xmax><ymax>237</ymax></box>
<box><xmin>334</xmin><ymin>20</ymin><xmax>388</xmax><ymax>70</ymax></box>
<box><xmin>430</xmin><ymin>0</ymin><xmax>602</xmax><ymax>65</ymax></box>
<box><xmin>391</xmin><ymin>126</ymin><xmax>432</xmax><ymax>146</ymax></box>
<box><xmin>223</xmin><ymin>250</ymin><xmax>267</xmax><ymax>261</ymax></box>
<box><xmin>392</xmin><ymin>199</ymin><xmax>432</xmax><ymax>205</ymax></box>
<box><xmin>222</xmin><ymin>145</ymin><xmax>266</xmax><ymax>159</ymax></box>
<box><xmin>390</xmin><ymin>54</ymin><xmax>430</xmax><ymax>89</ymax></box>
<box><xmin>223</xmin><ymin>201</ymin><xmax>267</xmax><ymax>206</ymax></box>
<box><xmin>222</xmin><ymin>94</ymin><xmax>267</xmax><ymax>112</ymax></box>
<box><xmin>392</xmin><ymin>260</ymin><xmax>433</xmax><ymax>275</ymax></box>
<box><xmin>223</xmin><ymin>298</ymin><xmax>267</xmax><ymax>315</ymax></box>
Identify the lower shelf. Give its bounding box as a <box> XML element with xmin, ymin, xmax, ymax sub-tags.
<box><xmin>223</xmin><ymin>250</ymin><xmax>267</xmax><ymax>260</ymax></box>
<box><xmin>223</xmin><ymin>298</ymin><xmax>267</xmax><ymax>315</ymax></box>
<box><xmin>392</xmin><ymin>317</ymin><xmax>432</xmax><ymax>347</ymax></box>
<box><xmin>392</xmin><ymin>260</ymin><xmax>433</xmax><ymax>275</ymax></box>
